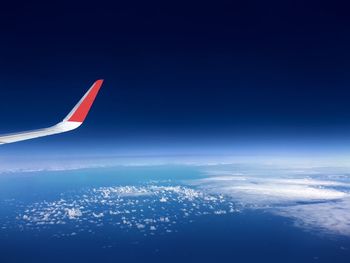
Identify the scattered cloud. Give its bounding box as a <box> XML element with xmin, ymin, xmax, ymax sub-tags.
<box><xmin>6</xmin><ymin>184</ymin><xmax>238</xmax><ymax>238</ymax></box>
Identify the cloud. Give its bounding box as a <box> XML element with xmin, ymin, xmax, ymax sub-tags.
<box><xmin>275</xmin><ymin>198</ymin><xmax>350</xmax><ymax>236</ymax></box>
<box><xmin>10</xmin><ymin>184</ymin><xmax>237</xmax><ymax>237</ymax></box>
<box><xmin>190</xmin><ymin>170</ymin><xmax>350</xmax><ymax>236</ymax></box>
<box><xmin>66</xmin><ymin>208</ymin><xmax>82</xmax><ymax>219</ymax></box>
<box><xmin>192</xmin><ymin>176</ymin><xmax>348</xmax><ymax>204</ymax></box>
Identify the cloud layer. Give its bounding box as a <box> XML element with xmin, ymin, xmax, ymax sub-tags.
<box><xmin>191</xmin><ymin>167</ymin><xmax>350</xmax><ymax>236</ymax></box>
<box><xmin>2</xmin><ymin>163</ymin><xmax>350</xmax><ymax>238</ymax></box>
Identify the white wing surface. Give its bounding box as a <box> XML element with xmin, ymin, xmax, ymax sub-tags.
<box><xmin>0</xmin><ymin>79</ymin><xmax>103</xmax><ymax>145</ymax></box>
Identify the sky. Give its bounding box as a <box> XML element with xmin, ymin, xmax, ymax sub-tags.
<box><xmin>1</xmin><ymin>1</ymin><xmax>350</xmax><ymax>158</ymax></box>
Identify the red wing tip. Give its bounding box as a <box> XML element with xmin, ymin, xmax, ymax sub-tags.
<box><xmin>67</xmin><ymin>79</ymin><xmax>103</xmax><ymax>123</ymax></box>
<box><xmin>92</xmin><ymin>79</ymin><xmax>104</xmax><ymax>92</ymax></box>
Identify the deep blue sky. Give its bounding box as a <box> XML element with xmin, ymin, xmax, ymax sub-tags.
<box><xmin>1</xmin><ymin>1</ymin><xmax>350</xmax><ymax>156</ymax></box>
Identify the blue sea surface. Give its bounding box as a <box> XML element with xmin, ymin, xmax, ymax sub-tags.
<box><xmin>0</xmin><ymin>164</ymin><xmax>349</xmax><ymax>263</ymax></box>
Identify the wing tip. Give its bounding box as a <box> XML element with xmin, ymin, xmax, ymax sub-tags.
<box><xmin>95</xmin><ymin>79</ymin><xmax>104</xmax><ymax>85</ymax></box>
<box><xmin>65</xmin><ymin>79</ymin><xmax>103</xmax><ymax>123</ymax></box>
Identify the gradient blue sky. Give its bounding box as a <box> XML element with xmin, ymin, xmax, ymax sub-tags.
<box><xmin>1</xmin><ymin>1</ymin><xmax>350</xmax><ymax>157</ymax></box>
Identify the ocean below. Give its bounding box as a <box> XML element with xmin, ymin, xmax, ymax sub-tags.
<box><xmin>0</xmin><ymin>163</ymin><xmax>349</xmax><ymax>262</ymax></box>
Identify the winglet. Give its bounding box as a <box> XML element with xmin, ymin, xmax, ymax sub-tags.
<box><xmin>0</xmin><ymin>80</ymin><xmax>103</xmax><ymax>145</ymax></box>
<box><xmin>63</xmin><ymin>79</ymin><xmax>103</xmax><ymax>123</ymax></box>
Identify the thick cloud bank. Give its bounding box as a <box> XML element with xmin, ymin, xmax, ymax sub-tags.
<box><xmin>190</xmin><ymin>166</ymin><xmax>350</xmax><ymax>236</ymax></box>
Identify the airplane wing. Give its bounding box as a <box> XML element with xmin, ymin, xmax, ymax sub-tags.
<box><xmin>0</xmin><ymin>79</ymin><xmax>103</xmax><ymax>145</ymax></box>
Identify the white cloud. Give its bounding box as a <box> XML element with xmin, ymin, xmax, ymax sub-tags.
<box><xmin>192</xmin><ymin>176</ymin><xmax>348</xmax><ymax>204</ymax></box>
<box><xmin>191</xmin><ymin>172</ymin><xmax>350</xmax><ymax>236</ymax></box>
<box><xmin>275</xmin><ymin>198</ymin><xmax>350</xmax><ymax>236</ymax></box>
<box><xmin>159</xmin><ymin>197</ymin><xmax>168</xmax><ymax>202</ymax></box>
<box><xmin>92</xmin><ymin>212</ymin><xmax>104</xmax><ymax>218</ymax></box>
<box><xmin>224</xmin><ymin>184</ymin><xmax>346</xmax><ymax>201</ymax></box>
<box><xmin>65</xmin><ymin>208</ymin><xmax>82</xmax><ymax>219</ymax></box>
<box><xmin>12</xmin><ymin>184</ymin><xmax>236</xmax><ymax>237</ymax></box>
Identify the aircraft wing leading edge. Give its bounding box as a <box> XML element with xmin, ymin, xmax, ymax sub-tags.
<box><xmin>0</xmin><ymin>79</ymin><xmax>103</xmax><ymax>145</ymax></box>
